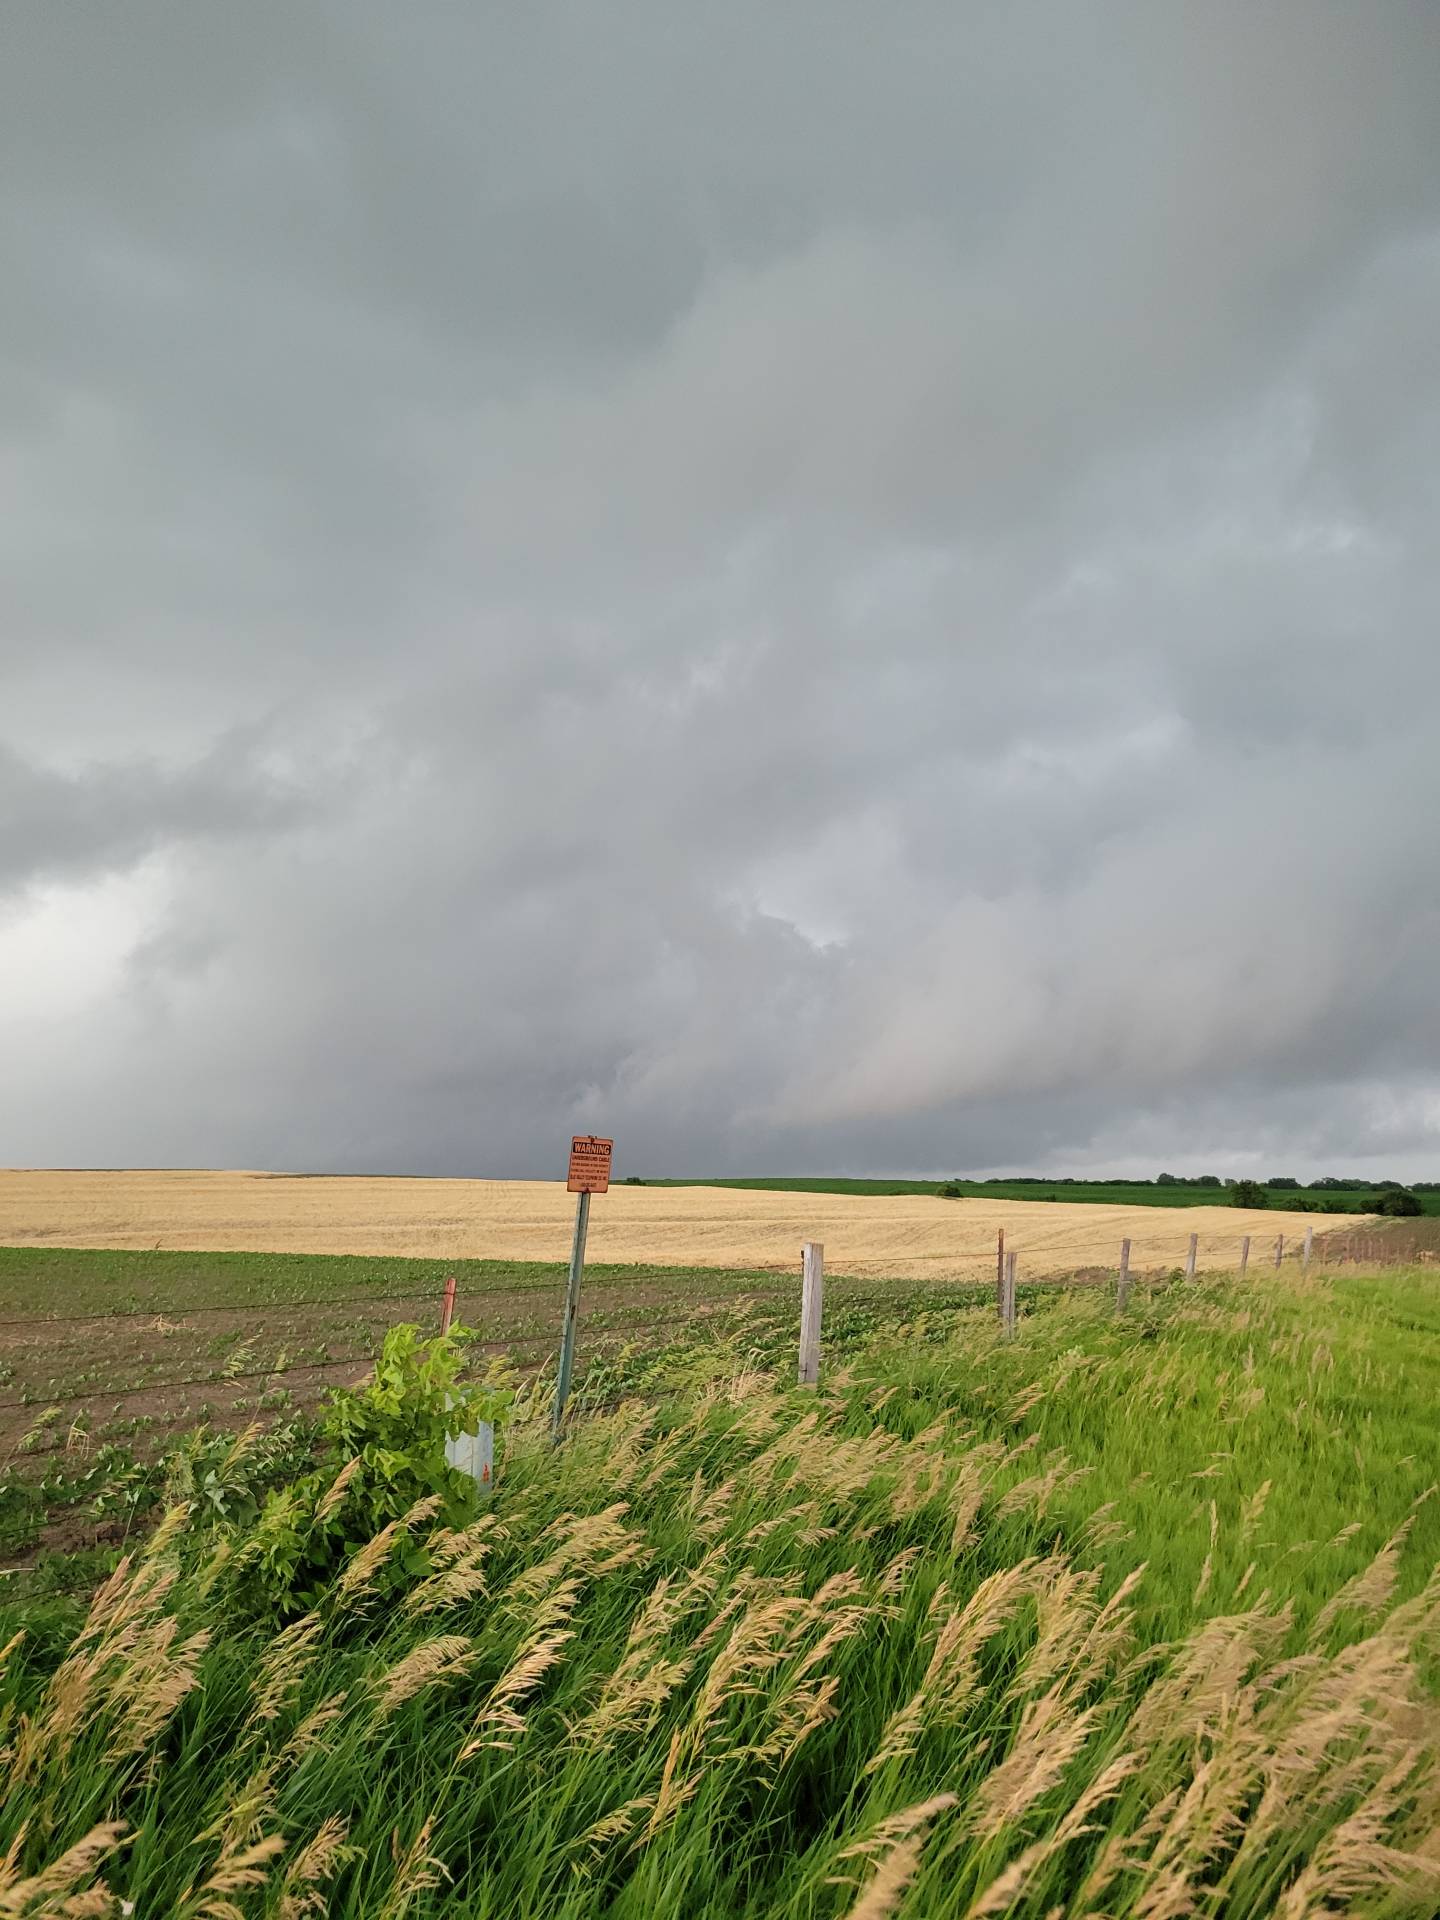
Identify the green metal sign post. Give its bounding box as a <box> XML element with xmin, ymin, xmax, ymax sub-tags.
<box><xmin>552</xmin><ymin>1188</ymin><xmax>590</xmax><ymax>1440</ymax></box>
<box><xmin>551</xmin><ymin>1135</ymin><xmax>611</xmax><ymax>1442</ymax></box>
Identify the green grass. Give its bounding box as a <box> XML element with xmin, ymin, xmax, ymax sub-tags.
<box><xmin>646</xmin><ymin>1174</ymin><xmax>1436</xmax><ymax>1211</ymax></box>
<box><xmin>2</xmin><ymin>1263</ymin><xmax>1439</xmax><ymax>1915</ymax></box>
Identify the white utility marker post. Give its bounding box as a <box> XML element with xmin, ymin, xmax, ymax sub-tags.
<box><xmin>552</xmin><ymin>1135</ymin><xmax>613</xmax><ymax>1442</ymax></box>
<box><xmin>798</xmin><ymin>1241</ymin><xmax>824</xmax><ymax>1387</ymax></box>
<box><xmin>1185</xmin><ymin>1232</ymin><xmax>1198</xmax><ymax>1280</ymax></box>
<box><xmin>1239</xmin><ymin>1235</ymin><xmax>1251</xmax><ymax>1276</ymax></box>
<box><xmin>447</xmin><ymin>1420</ymin><xmax>494</xmax><ymax>1493</ymax></box>
<box><xmin>1116</xmin><ymin>1237</ymin><xmax>1132</xmax><ymax>1313</ymax></box>
<box><xmin>1274</xmin><ymin>1233</ymin><xmax>1285</xmax><ymax>1269</ymax></box>
<box><xmin>1302</xmin><ymin>1223</ymin><xmax>1314</xmax><ymax>1268</ymax></box>
<box><xmin>1003</xmin><ymin>1250</ymin><xmax>1017</xmax><ymax>1338</ymax></box>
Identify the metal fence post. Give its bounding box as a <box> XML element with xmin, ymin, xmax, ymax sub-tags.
<box><xmin>552</xmin><ymin>1189</ymin><xmax>591</xmax><ymax>1440</ymax></box>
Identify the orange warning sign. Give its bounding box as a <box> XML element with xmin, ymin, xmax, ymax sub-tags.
<box><xmin>567</xmin><ymin>1135</ymin><xmax>613</xmax><ymax>1194</ymax></box>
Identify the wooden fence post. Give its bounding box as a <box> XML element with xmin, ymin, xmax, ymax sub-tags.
<box><xmin>996</xmin><ymin>1227</ymin><xmax>1005</xmax><ymax>1315</ymax></box>
<box><xmin>1302</xmin><ymin>1223</ymin><xmax>1314</xmax><ymax>1268</ymax></box>
<box><xmin>1116</xmin><ymin>1237</ymin><xmax>1132</xmax><ymax>1313</ymax></box>
<box><xmin>798</xmin><ymin>1241</ymin><xmax>824</xmax><ymax>1387</ymax></box>
<box><xmin>1239</xmin><ymin>1235</ymin><xmax>1251</xmax><ymax>1276</ymax></box>
<box><xmin>1185</xmin><ymin>1232</ymin><xmax>1198</xmax><ymax>1280</ymax></box>
<box><xmin>1003</xmin><ymin>1250</ymin><xmax>1017</xmax><ymax>1339</ymax></box>
<box><xmin>1274</xmin><ymin>1233</ymin><xmax>1284</xmax><ymax>1269</ymax></box>
<box><xmin>439</xmin><ymin>1274</ymin><xmax>457</xmax><ymax>1336</ymax></box>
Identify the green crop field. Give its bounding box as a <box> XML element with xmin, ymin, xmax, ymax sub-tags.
<box><xmin>648</xmin><ymin>1174</ymin><xmax>1440</xmax><ymax>1213</ymax></box>
<box><xmin>2</xmin><ymin>1253</ymin><xmax>1439</xmax><ymax>1916</ymax></box>
<box><xmin>0</xmin><ymin>1244</ymin><xmax>1019</xmax><ymax>1584</ymax></box>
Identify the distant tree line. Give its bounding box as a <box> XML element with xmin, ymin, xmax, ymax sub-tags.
<box><xmin>936</xmin><ymin>1172</ymin><xmax>1429</xmax><ymax>1215</ymax></box>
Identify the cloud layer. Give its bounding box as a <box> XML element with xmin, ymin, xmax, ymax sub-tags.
<box><xmin>4</xmin><ymin>2</ymin><xmax>1439</xmax><ymax>1178</ymax></box>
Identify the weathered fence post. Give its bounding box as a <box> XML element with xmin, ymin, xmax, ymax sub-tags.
<box><xmin>1003</xmin><ymin>1250</ymin><xmax>1017</xmax><ymax>1339</ymax></box>
<box><xmin>996</xmin><ymin>1226</ymin><xmax>1005</xmax><ymax>1315</ymax></box>
<box><xmin>798</xmin><ymin>1241</ymin><xmax>824</xmax><ymax>1387</ymax></box>
<box><xmin>439</xmin><ymin>1274</ymin><xmax>457</xmax><ymax>1336</ymax></box>
<box><xmin>1116</xmin><ymin>1237</ymin><xmax>1132</xmax><ymax>1313</ymax></box>
<box><xmin>1302</xmin><ymin>1223</ymin><xmax>1314</xmax><ymax>1268</ymax></box>
<box><xmin>1185</xmin><ymin>1232</ymin><xmax>1198</xmax><ymax>1280</ymax></box>
<box><xmin>1274</xmin><ymin>1233</ymin><xmax>1284</xmax><ymax>1269</ymax></box>
<box><xmin>1239</xmin><ymin>1234</ymin><xmax>1251</xmax><ymax>1276</ymax></box>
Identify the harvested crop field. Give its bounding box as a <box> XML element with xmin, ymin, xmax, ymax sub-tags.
<box><xmin>0</xmin><ymin>1167</ymin><xmax>1357</xmax><ymax>1280</ymax></box>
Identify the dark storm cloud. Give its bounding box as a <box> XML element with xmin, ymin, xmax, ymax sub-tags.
<box><xmin>0</xmin><ymin>734</ymin><xmax>324</xmax><ymax>895</ymax></box>
<box><xmin>3</xmin><ymin>1</ymin><xmax>1439</xmax><ymax>1177</ymax></box>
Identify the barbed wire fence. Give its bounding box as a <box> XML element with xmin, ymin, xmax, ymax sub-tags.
<box><xmin>0</xmin><ymin>1221</ymin><xmax>1417</xmax><ymax>1418</ymax></box>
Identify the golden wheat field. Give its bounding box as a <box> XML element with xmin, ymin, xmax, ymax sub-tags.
<box><xmin>0</xmin><ymin>1168</ymin><xmax>1357</xmax><ymax>1280</ymax></box>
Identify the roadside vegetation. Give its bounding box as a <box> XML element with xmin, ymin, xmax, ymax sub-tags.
<box><xmin>2</xmin><ymin>1260</ymin><xmax>1438</xmax><ymax>1916</ymax></box>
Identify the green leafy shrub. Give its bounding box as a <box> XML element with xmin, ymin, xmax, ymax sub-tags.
<box><xmin>1373</xmin><ymin>1187</ymin><xmax>1422</xmax><ymax>1217</ymax></box>
<box><xmin>206</xmin><ymin>1325</ymin><xmax>514</xmax><ymax>1617</ymax></box>
<box><xmin>1230</xmin><ymin>1179</ymin><xmax>1268</xmax><ymax>1208</ymax></box>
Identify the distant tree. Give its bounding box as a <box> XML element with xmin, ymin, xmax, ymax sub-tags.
<box><xmin>1231</xmin><ymin>1179</ymin><xmax>1268</xmax><ymax>1208</ymax></box>
<box><xmin>936</xmin><ymin>1181</ymin><xmax>965</xmax><ymax>1200</ymax></box>
<box><xmin>1195</xmin><ymin>1175</ymin><xmax>1221</xmax><ymax>1188</ymax></box>
<box><xmin>1156</xmin><ymin>1172</ymin><xmax>1179</xmax><ymax>1187</ymax></box>
<box><xmin>1374</xmin><ymin>1188</ymin><xmax>1422</xmax><ymax>1217</ymax></box>
<box><xmin>1266</xmin><ymin>1177</ymin><xmax>1300</xmax><ymax>1190</ymax></box>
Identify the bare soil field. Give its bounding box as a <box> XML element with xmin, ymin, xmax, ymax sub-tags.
<box><xmin>0</xmin><ymin>1168</ymin><xmax>1358</xmax><ymax>1280</ymax></box>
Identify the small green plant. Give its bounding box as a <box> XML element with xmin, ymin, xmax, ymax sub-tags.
<box><xmin>163</xmin><ymin>1421</ymin><xmax>315</xmax><ymax>1529</ymax></box>
<box><xmin>1231</xmin><ymin>1178</ymin><xmax>1268</xmax><ymax>1208</ymax></box>
<box><xmin>321</xmin><ymin>1323</ymin><xmax>509</xmax><ymax>1494</ymax></box>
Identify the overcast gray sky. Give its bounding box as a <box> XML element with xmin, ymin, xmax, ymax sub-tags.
<box><xmin>3</xmin><ymin>2</ymin><xmax>1439</xmax><ymax>1181</ymax></box>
